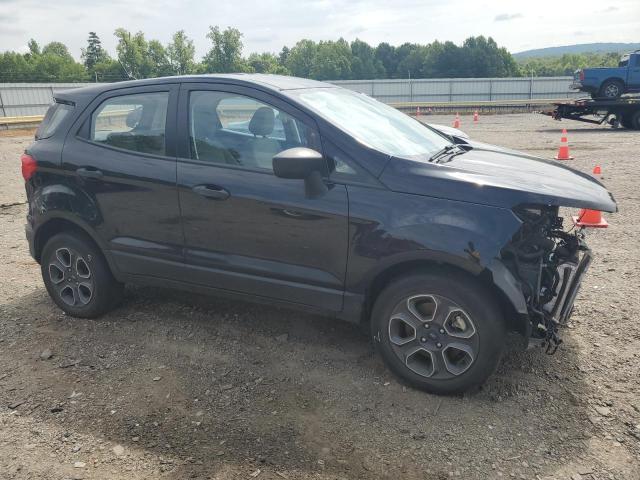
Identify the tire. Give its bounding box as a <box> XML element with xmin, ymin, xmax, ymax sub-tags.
<box><xmin>371</xmin><ymin>271</ymin><xmax>505</xmax><ymax>395</ymax></box>
<box><xmin>41</xmin><ymin>232</ymin><xmax>123</xmax><ymax>318</ymax></box>
<box><xmin>620</xmin><ymin>114</ymin><xmax>633</xmax><ymax>129</ymax></box>
<box><xmin>597</xmin><ymin>80</ymin><xmax>624</xmax><ymax>100</ymax></box>
<box><xmin>630</xmin><ymin>110</ymin><xmax>640</xmax><ymax>130</ymax></box>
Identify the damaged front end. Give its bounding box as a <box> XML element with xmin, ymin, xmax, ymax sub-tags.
<box><xmin>502</xmin><ymin>205</ymin><xmax>594</xmax><ymax>354</ymax></box>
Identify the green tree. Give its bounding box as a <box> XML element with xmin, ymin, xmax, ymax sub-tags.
<box><xmin>310</xmin><ymin>39</ymin><xmax>352</xmax><ymax>80</ymax></box>
<box><xmin>374</xmin><ymin>42</ymin><xmax>398</xmax><ymax>78</ymax></box>
<box><xmin>351</xmin><ymin>39</ymin><xmax>385</xmax><ymax>79</ymax></box>
<box><xmin>203</xmin><ymin>26</ymin><xmax>247</xmax><ymax>73</ymax></box>
<box><xmin>42</xmin><ymin>41</ymin><xmax>71</xmax><ymax>58</ymax></box>
<box><xmin>167</xmin><ymin>30</ymin><xmax>195</xmax><ymax>75</ymax></box>
<box><xmin>278</xmin><ymin>46</ymin><xmax>290</xmax><ymax>68</ymax></box>
<box><xmin>93</xmin><ymin>58</ymin><xmax>127</xmax><ymax>82</ymax></box>
<box><xmin>32</xmin><ymin>43</ymin><xmax>88</xmax><ymax>81</ymax></box>
<box><xmin>82</xmin><ymin>32</ymin><xmax>109</xmax><ymax>72</ymax></box>
<box><xmin>247</xmin><ymin>52</ymin><xmax>289</xmax><ymax>74</ymax></box>
<box><xmin>518</xmin><ymin>52</ymin><xmax>619</xmax><ymax>76</ymax></box>
<box><xmin>27</xmin><ymin>39</ymin><xmax>41</xmax><ymax>57</ymax></box>
<box><xmin>148</xmin><ymin>39</ymin><xmax>171</xmax><ymax>76</ymax></box>
<box><xmin>0</xmin><ymin>52</ymin><xmax>32</xmax><ymax>81</ymax></box>
<box><xmin>114</xmin><ymin>28</ymin><xmax>154</xmax><ymax>79</ymax></box>
<box><xmin>286</xmin><ymin>39</ymin><xmax>318</xmax><ymax>78</ymax></box>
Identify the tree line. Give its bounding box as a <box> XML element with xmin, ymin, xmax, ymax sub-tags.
<box><xmin>518</xmin><ymin>52</ymin><xmax>620</xmax><ymax>76</ymax></box>
<box><xmin>0</xmin><ymin>27</ymin><xmax>622</xmax><ymax>83</ymax></box>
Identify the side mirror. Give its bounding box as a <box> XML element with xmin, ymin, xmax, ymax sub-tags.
<box><xmin>272</xmin><ymin>147</ymin><xmax>328</xmax><ymax>198</ymax></box>
<box><xmin>273</xmin><ymin>147</ymin><xmax>326</xmax><ymax>179</ymax></box>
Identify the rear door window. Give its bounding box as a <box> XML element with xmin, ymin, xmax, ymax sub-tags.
<box><xmin>36</xmin><ymin>102</ymin><xmax>74</xmax><ymax>139</ymax></box>
<box><xmin>90</xmin><ymin>92</ymin><xmax>169</xmax><ymax>156</ymax></box>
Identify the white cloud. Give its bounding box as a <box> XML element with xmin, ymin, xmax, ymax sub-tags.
<box><xmin>494</xmin><ymin>13</ymin><xmax>523</xmax><ymax>22</ymax></box>
<box><xmin>0</xmin><ymin>0</ymin><xmax>638</xmax><ymax>59</ymax></box>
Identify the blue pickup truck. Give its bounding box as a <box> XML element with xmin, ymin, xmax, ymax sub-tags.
<box><xmin>571</xmin><ymin>51</ymin><xmax>640</xmax><ymax>99</ymax></box>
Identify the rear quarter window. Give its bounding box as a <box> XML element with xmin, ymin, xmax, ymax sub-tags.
<box><xmin>36</xmin><ymin>102</ymin><xmax>74</xmax><ymax>139</ymax></box>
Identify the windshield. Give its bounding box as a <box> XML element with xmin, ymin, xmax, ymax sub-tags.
<box><xmin>293</xmin><ymin>88</ymin><xmax>450</xmax><ymax>159</ymax></box>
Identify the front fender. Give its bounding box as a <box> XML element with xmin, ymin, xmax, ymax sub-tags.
<box><xmin>346</xmin><ymin>187</ymin><xmax>524</xmax><ymax>295</ymax></box>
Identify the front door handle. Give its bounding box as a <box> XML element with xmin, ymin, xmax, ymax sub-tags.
<box><xmin>76</xmin><ymin>167</ymin><xmax>103</xmax><ymax>180</ymax></box>
<box><xmin>192</xmin><ymin>184</ymin><xmax>230</xmax><ymax>200</ymax></box>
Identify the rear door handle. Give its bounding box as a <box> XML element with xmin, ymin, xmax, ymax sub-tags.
<box><xmin>76</xmin><ymin>167</ymin><xmax>103</xmax><ymax>180</ymax></box>
<box><xmin>192</xmin><ymin>184</ymin><xmax>230</xmax><ymax>200</ymax></box>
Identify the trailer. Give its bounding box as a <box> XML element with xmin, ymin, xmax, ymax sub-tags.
<box><xmin>542</xmin><ymin>97</ymin><xmax>640</xmax><ymax>130</ymax></box>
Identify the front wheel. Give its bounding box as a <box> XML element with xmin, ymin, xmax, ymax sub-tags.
<box><xmin>371</xmin><ymin>272</ymin><xmax>505</xmax><ymax>395</ymax></box>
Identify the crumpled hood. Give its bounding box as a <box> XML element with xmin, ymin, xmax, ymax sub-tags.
<box><xmin>380</xmin><ymin>143</ymin><xmax>617</xmax><ymax>212</ymax></box>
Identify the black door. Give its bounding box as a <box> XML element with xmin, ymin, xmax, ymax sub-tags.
<box><xmin>62</xmin><ymin>85</ymin><xmax>183</xmax><ymax>273</ymax></box>
<box><xmin>176</xmin><ymin>84</ymin><xmax>349</xmax><ymax>311</ymax></box>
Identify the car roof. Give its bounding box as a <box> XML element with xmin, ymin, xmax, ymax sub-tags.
<box><xmin>54</xmin><ymin>74</ymin><xmax>336</xmax><ymax>105</ymax></box>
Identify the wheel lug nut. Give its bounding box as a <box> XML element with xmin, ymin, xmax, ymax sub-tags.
<box><xmin>420</xmin><ymin>337</ymin><xmax>427</xmax><ymax>343</ymax></box>
<box><xmin>436</xmin><ymin>342</ymin><xmax>442</xmax><ymax>348</ymax></box>
<box><xmin>439</xmin><ymin>328</ymin><xmax>445</xmax><ymax>334</ymax></box>
<box><xmin>424</xmin><ymin>324</ymin><xmax>430</xmax><ymax>329</ymax></box>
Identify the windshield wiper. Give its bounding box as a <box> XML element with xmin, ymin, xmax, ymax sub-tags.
<box><xmin>429</xmin><ymin>144</ymin><xmax>462</xmax><ymax>163</ymax></box>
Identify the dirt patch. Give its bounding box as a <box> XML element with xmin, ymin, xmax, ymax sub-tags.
<box><xmin>1</xmin><ymin>114</ymin><xmax>639</xmax><ymax>479</ymax></box>
<box><xmin>0</xmin><ymin>128</ymin><xmax>37</xmax><ymax>138</ymax></box>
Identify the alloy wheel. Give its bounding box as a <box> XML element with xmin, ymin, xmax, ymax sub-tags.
<box><xmin>388</xmin><ymin>294</ymin><xmax>479</xmax><ymax>380</ymax></box>
<box><xmin>48</xmin><ymin>247</ymin><xmax>94</xmax><ymax>307</ymax></box>
<box><xmin>604</xmin><ymin>84</ymin><xmax>620</xmax><ymax>98</ymax></box>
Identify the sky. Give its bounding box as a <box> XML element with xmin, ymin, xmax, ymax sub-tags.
<box><xmin>0</xmin><ymin>0</ymin><xmax>638</xmax><ymax>59</ymax></box>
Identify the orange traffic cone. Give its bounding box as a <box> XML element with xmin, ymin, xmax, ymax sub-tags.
<box><xmin>593</xmin><ymin>165</ymin><xmax>602</xmax><ymax>176</ymax></box>
<box><xmin>416</xmin><ymin>106</ymin><xmax>421</xmax><ymax>118</ymax></box>
<box><xmin>473</xmin><ymin>110</ymin><xmax>479</xmax><ymax>122</ymax></box>
<box><xmin>453</xmin><ymin>113</ymin><xmax>460</xmax><ymax>129</ymax></box>
<box><xmin>554</xmin><ymin>129</ymin><xmax>573</xmax><ymax>160</ymax></box>
<box><xmin>572</xmin><ymin>209</ymin><xmax>608</xmax><ymax>228</ymax></box>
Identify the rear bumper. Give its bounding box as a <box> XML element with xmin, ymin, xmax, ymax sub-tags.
<box><xmin>25</xmin><ymin>222</ymin><xmax>36</xmax><ymax>261</ymax></box>
<box><xmin>570</xmin><ymin>82</ymin><xmax>597</xmax><ymax>94</ymax></box>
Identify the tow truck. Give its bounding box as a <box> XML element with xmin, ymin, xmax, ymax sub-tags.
<box><xmin>542</xmin><ymin>96</ymin><xmax>640</xmax><ymax>130</ymax></box>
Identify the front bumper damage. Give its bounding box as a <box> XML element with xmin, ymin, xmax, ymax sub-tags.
<box><xmin>539</xmin><ymin>245</ymin><xmax>592</xmax><ymax>353</ymax></box>
<box><xmin>502</xmin><ymin>206</ymin><xmax>595</xmax><ymax>354</ymax></box>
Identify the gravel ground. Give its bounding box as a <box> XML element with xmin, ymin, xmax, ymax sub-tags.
<box><xmin>0</xmin><ymin>114</ymin><xmax>638</xmax><ymax>480</ymax></box>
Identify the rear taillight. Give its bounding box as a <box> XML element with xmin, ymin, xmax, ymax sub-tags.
<box><xmin>21</xmin><ymin>153</ymin><xmax>37</xmax><ymax>181</ymax></box>
<box><xmin>579</xmin><ymin>70</ymin><xmax>585</xmax><ymax>81</ymax></box>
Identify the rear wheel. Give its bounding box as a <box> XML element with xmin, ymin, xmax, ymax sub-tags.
<box><xmin>620</xmin><ymin>114</ymin><xmax>633</xmax><ymax>129</ymax></box>
<box><xmin>41</xmin><ymin>232</ymin><xmax>123</xmax><ymax>318</ymax></box>
<box><xmin>630</xmin><ymin>110</ymin><xmax>640</xmax><ymax>130</ymax></box>
<box><xmin>371</xmin><ymin>272</ymin><xmax>505</xmax><ymax>395</ymax></box>
<box><xmin>598</xmin><ymin>80</ymin><xmax>624</xmax><ymax>100</ymax></box>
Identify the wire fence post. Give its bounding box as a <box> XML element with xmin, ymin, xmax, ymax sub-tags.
<box><xmin>409</xmin><ymin>79</ymin><xmax>413</xmax><ymax>103</ymax></box>
<box><xmin>0</xmin><ymin>89</ymin><xmax>6</xmax><ymax>117</ymax></box>
<box><xmin>488</xmin><ymin>80</ymin><xmax>493</xmax><ymax>101</ymax></box>
<box><xmin>529</xmin><ymin>78</ymin><xmax>533</xmax><ymax>99</ymax></box>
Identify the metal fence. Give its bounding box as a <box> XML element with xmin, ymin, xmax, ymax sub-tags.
<box><xmin>0</xmin><ymin>77</ymin><xmax>580</xmax><ymax>118</ymax></box>
<box><xmin>332</xmin><ymin>77</ymin><xmax>580</xmax><ymax>103</ymax></box>
<box><xmin>0</xmin><ymin>83</ymin><xmax>100</xmax><ymax>117</ymax></box>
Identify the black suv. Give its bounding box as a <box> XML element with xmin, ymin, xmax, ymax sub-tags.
<box><xmin>22</xmin><ymin>74</ymin><xmax>616</xmax><ymax>394</ymax></box>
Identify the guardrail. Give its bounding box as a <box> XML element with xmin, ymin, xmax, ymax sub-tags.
<box><xmin>391</xmin><ymin>98</ymin><xmax>562</xmax><ymax>115</ymax></box>
<box><xmin>0</xmin><ymin>115</ymin><xmax>44</xmax><ymax>127</ymax></box>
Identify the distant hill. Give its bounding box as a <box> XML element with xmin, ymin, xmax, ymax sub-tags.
<box><xmin>514</xmin><ymin>43</ymin><xmax>640</xmax><ymax>59</ymax></box>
